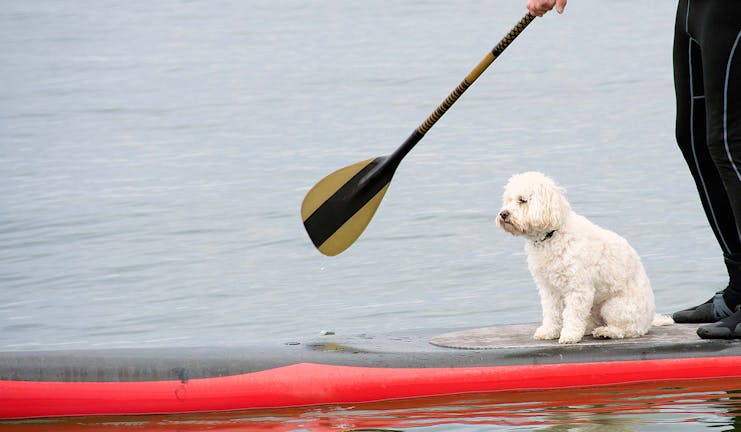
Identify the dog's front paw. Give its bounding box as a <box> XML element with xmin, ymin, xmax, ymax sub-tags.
<box><xmin>533</xmin><ymin>325</ymin><xmax>560</xmax><ymax>340</ymax></box>
<box><xmin>558</xmin><ymin>328</ymin><xmax>583</xmax><ymax>344</ymax></box>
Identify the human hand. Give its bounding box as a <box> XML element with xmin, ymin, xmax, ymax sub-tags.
<box><xmin>526</xmin><ymin>0</ymin><xmax>567</xmax><ymax>16</ymax></box>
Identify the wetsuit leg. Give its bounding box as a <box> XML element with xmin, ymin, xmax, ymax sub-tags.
<box><xmin>672</xmin><ymin>0</ymin><xmax>741</xmax><ymax>330</ymax></box>
<box><xmin>673</xmin><ymin>0</ymin><xmax>741</xmax><ymax>260</ymax></box>
<box><xmin>673</xmin><ymin>0</ymin><xmax>741</xmax><ymax>337</ymax></box>
<box><xmin>694</xmin><ymin>1</ymin><xmax>741</xmax><ymax>255</ymax></box>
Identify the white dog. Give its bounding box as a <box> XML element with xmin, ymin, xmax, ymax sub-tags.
<box><xmin>496</xmin><ymin>172</ymin><xmax>672</xmax><ymax>344</ymax></box>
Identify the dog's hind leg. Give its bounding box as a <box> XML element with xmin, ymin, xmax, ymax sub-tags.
<box><xmin>593</xmin><ymin>296</ymin><xmax>651</xmax><ymax>339</ymax></box>
<box><xmin>592</xmin><ymin>325</ymin><xmax>627</xmax><ymax>339</ymax></box>
<box><xmin>584</xmin><ymin>309</ymin><xmax>602</xmax><ymax>336</ymax></box>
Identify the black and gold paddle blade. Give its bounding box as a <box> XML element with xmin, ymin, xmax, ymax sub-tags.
<box><xmin>301</xmin><ymin>157</ymin><xmax>394</xmax><ymax>256</ymax></box>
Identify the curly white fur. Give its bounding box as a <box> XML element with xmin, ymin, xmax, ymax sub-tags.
<box><xmin>496</xmin><ymin>172</ymin><xmax>672</xmax><ymax>344</ymax></box>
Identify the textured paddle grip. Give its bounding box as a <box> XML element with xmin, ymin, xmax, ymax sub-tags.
<box><xmin>415</xmin><ymin>13</ymin><xmax>536</xmax><ymax>137</ymax></box>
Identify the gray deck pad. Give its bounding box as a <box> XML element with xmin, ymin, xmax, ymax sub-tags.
<box><xmin>430</xmin><ymin>323</ymin><xmax>704</xmax><ymax>350</ymax></box>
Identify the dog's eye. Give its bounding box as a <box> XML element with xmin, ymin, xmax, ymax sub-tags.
<box><xmin>518</xmin><ymin>197</ymin><xmax>528</xmax><ymax>204</ymax></box>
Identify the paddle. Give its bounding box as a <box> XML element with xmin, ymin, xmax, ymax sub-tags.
<box><xmin>302</xmin><ymin>13</ymin><xmax>536</xmax><ymax>256</ymax></box>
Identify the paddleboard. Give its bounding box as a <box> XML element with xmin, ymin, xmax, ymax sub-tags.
<box><xmin>1</xmin><ymin>323</ymin><xmax>739</xmax><ymax>419</ymax></box>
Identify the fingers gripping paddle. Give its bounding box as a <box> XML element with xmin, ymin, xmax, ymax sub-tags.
<box><xmin>302</xmin><ymin>13</ymin><xmax>536</xmax><ymax>256</ymax></box>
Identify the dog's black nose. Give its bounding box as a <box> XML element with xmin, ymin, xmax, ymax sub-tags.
<box><xmin>499</xmin><ymin>210</ymin><xmax>510</xmax><ymax>221</ymax></box>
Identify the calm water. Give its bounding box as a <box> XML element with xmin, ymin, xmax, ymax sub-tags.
<box><xmin>1</xmin><ymin>0</ymin><xmax>737</xmax><ymax>430</ymax></box>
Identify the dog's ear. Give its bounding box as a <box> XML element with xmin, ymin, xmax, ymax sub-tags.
<box><xmin>529</xmin><ymin>181</ymin><xmax>569</xmax><ymax>232</ymax></box>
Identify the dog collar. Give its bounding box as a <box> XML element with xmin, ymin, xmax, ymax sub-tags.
<box><xmin>536</xmin><ymin>230</ymin><xmax>556</xmax><ymax>243</ymax></box>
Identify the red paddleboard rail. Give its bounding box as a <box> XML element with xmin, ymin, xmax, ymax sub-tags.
<box><xmin>2</xmin><ymin>356</ymin><xmax>740</xmax><ymax>419</ymax></box>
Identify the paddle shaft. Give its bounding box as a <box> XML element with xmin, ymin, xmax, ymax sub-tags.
<box><xmin>384</xmin><ymin>13</ymin><xmax>536</xmax><ymax>172</ymax></box>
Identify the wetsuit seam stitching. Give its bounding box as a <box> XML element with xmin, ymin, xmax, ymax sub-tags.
<box><xmin>723</xmin><ymin>31</ymin><xmax>741</xmax><ymax>183</ymax></box>
<box><xmin>689</xmin><ymin>41</ymin><xmax>732</xmax><ymax>253</ymax></box>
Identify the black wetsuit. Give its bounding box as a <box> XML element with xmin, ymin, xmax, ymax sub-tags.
<box><xmin>673</xmin><ymin>0</ymin><xmax>741</xmax><ymax>334</ymax></box>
